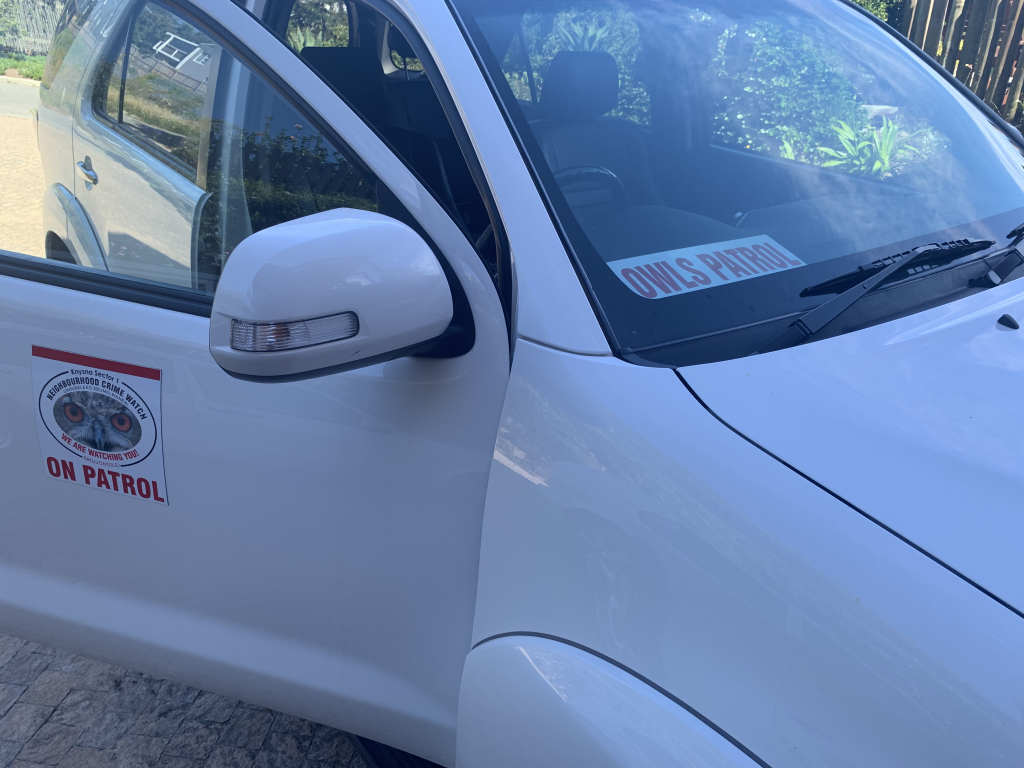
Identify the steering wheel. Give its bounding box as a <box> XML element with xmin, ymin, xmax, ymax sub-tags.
<box><xmin>553</xmin><ymin>165</ymin><xmax>628</xmax><ymax>210</ymax></box>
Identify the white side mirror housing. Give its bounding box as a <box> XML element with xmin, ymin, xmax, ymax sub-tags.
<box><xmin>209</xmin><ymin>209</ymin><xmax>454</xmax><ymax>379</ymax></box>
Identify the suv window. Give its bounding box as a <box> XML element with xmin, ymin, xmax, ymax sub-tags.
<box><xmin>41</xmin><ymin>0</ymin><xmax>101</xmax><ymax>90</ymax></box>
<box><xmin>95</xmin><ymin>3</ymin><xmax>215</xmax><ymax>178</ymax></box>
<box><xmin>72</xmin><ymin>0</ymin><xmax>376</xmax><ymax>293</ymax></box>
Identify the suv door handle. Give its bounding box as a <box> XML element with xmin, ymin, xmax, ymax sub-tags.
<box><xmin>76</xmin><ymin>161</ymin><xmax>98</xmax><ymax>185</ymax></box>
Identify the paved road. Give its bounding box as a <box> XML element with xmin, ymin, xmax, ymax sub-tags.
<box><xmin>0</xmin><ymin>634</ymin><xmax>370</xmax><ymax>768</ymax></box>
<box><xmin>0</xmin><ymin>77</ymin><xmax>38</xmax><ymax>119</ymax></box>
<box><xmin>0</xmin><ymin>78</ymin><xmax>46</xmax><ymax>258</ymax></box>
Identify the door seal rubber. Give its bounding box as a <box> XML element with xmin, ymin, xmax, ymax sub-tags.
<box><xmin>0</xmin><ymin>250</ymin><xmax>213</xmax><ymax>318</ymax></box>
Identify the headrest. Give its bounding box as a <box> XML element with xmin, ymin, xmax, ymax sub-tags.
<box><xmin>301</xmin><ymin>46</ymin><xmax>388</xmax><ymax>125</ymax></box>
<box><xmin>541</xmin><ymin>51</ymin><xmax>619</xmax><ymax>120</ymax></box>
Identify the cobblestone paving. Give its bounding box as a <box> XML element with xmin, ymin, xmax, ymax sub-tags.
<box><xmin>0</xmin><ymin>635</ymin><xmax>369</xmax><ymax>768</ymax></box>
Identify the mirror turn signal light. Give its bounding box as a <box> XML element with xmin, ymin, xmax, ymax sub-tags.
<box><xmin>230</xmin><ymin>313</ymin><xmax>359</xmax><ymax>352</ymax></box>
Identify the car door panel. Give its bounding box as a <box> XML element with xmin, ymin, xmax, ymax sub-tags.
<box><xmin>38</xmin><ymin>0</ymin><xmax>118</xmax><ymax>236</ymax></box>
<box><xmin>0</xmin><ymin>275</ymin><xmax>501</xmax><ymax>761</ymax></box>
<box><xmin>0</xmin><ymin>1</ymin><xmax>509</xmax><ymax>764</ymax></box>
<box><xmin>74</xmin><ymin>121</ymin><xmax>205</xmax><ymax>284</ymax></box>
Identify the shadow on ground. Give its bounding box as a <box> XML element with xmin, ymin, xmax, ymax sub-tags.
<box><xmin>0</xmin><ymin>635</ymin><xmax>439</xmax><ymax>768</ymax></box>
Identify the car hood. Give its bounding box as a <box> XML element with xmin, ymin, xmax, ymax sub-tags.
<box><xmin>682</xmin><ymin>279</ymin><xmax>1024</xmax><ymax>614</ymax></box>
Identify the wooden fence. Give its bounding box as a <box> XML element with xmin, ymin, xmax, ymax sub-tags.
<box><xmin>1</xmin><ymin>0</ymin><xmax>63</xmax><ymax>55</ymax></box>
<box><xmin>899</xmin><ymin>0</ymin><xmax>1024</xmax><ymax>122</ymax></box>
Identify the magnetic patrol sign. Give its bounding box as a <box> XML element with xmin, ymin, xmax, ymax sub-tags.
<box><xmin>32</xmin><ymin>346</ymin><xmax>168</xmax><ymax>505</ymax></box>
<box><xmin>609</xmin><ymin>235</ymin><xmax>807</xmax><ymax>299</ymax></box>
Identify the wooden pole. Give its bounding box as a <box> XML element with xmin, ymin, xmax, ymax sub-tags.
<box><xmin>903</xmin><ymin>0</ymin><xmax>921</xmax><ymax>36</ymax></box>
<box><xmin>959</xmin><ymin>0</ymin><xmax>994</xmax><ymax>82</ymax></box>
<box><xmin>970</xmin><ymin>0</ymin><xmax>1009</xmax><ymax>92</ymax></box>
<box><xmin>1002</xmin><ymin>36</ymin><xmax>1024</xmax><ymax>119</ymax></box>
<box><xmin>942</xmin><ymin>0</ymin><xmax>971</xmax><ymax>71</ymax></box>
<box><xmin>985</xmin><ymin>0</ymin><xmax>1024</xmax><ymax>106</ymax></box>
<box><xmin>911</xmin><ymin>0</ymin><xmax>936</xmax><ymax>45</ymax></box>
<box><xmin>924</xmin><ymin>0</ymin><xmax>952</xmax><ymax>55</ymax></box>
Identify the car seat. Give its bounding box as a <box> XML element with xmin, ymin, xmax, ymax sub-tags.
<box><xmin>301</xmin><ymin>45</ymin><xmax>456</xmax><ymax>215</ymax></box>
<box><xmin>383</xmin><ymin>26</ymin><xmax>490</xmax><ymax>236</ymax></box>
<box><xmin>529</xmin><ymin>51</ymin><xmax>662</xmax><ymax>227</ymax></box>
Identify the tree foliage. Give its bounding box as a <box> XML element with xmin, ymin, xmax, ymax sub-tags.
<box><xmin>285</xmin><ymin>0</ymin><xmax>348</xmax><ymax>53</ymax></box>
<box><xmin>0</xmin><ymin>0</ymin><xmax>21</xmax><ymax>41</ymax></box>
<box><xmin>709</xmin><ymin>21</ymin><xmax>869</xmax><ymax>163</ymax></box>
<box><xmin>851</xmin><ymin>0</ymin><xmax>903</xmax><ymax>23</ymax></box>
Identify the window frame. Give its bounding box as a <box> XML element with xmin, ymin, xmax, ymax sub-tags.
<box><xmin>5</xmin><ymin>0</ymin><xmax>493</xmax><ymax>358</ymax></box>
<box><xmin>369</xmin><ymin>0</ymin><xmax>513</xmax><ymax>330</ymax></box>
<box><xmin>17</xmin><ymin>0</ymin><xmax>386</xmax><ymax>316</ymax></box>
<box><xmin>260</xmin><ymin>0</ymin><xmax>513</xmax><ymax>329</ymax></box>
<box><xmin>90</xmin><ymin>12</ymin><xmax>128</xmax><ymax>125</ymax></box>
<box><xmin>87</xmin><ymin>2</ymin><xmax>215</xmax><ymax>184</ymax></box>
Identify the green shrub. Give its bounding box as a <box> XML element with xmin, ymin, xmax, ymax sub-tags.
<box><xmin>708</xmin><ymin>17</ymin><xmax>946</xmax><ymax>179</ymax></box>
<box><xmin>710</xmin><ymin>22</ymin><xmax>869</xmax><ymax>163</ymax></box>
<box><xmin>0</xmin><ymin>53</ymin><xmax>46</xmax><ymax>80</ymax></box>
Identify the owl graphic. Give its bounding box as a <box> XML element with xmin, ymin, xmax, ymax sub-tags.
<box><xmin>53</xmin><ymin>391</ymin><xmax>143</xmax><ymax>452</ymax></box>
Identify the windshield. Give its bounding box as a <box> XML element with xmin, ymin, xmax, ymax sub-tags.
<box><xmin>452</xmin><ymin>0</ymin><xmax>1024</xmax><ymax>364</ymax></box>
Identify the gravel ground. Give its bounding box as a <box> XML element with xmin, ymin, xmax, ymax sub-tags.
<box><xmin>0</xmin><ymin>634</ymin><xmax>372</xmax><ymax>768</ymax></box>
<box><xmin>0</xmin><ymin>78</ymin><xmax>46</xmax><ymax>259</ymax></box>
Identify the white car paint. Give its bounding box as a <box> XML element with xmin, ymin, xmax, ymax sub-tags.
<box><xmin>1</xmin><ymin>1</ymin><xmax>509</xmax><ymax>764</ymax></box>
<box><xmin>390</xmin><ymin>0</ymin><xmax>613</xmax><ymax>357</ymax></box>
<box><xmin>1</xmin><ymin>0</ymin><xmax>1021</xmax><ymax>765</ymax></box>
<box><xmin>457</xmin><ymin>635</ymin><xmax>758</xmax><ymax>768</ymax></box>
<box><xmin>210</xmin><ymin>209</ymin><xmax>453</xmax><ymax>377</ymax></box>
<box><xmin>683</xmin><ymin>275</ymin><xmax>1024</xmax><ymax>614</ymax></box>
<box><xmin>42</xmin><ymin>183</ymin><xmax>107</xmax><ymax>268</ymax></box>
<box><xmin>473</xmin><ymin>339</ymin><xmax>1023</xmax><ymax>768</ymax></box>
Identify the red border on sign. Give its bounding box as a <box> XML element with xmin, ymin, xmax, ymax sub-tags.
<box><xmin>32</xmin><ymin>346</ymin><xmax>161</xmax><ymax>380</ymax></box>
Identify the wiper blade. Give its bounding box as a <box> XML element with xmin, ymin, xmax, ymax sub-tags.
<box><xmin>800</xmin><ymin>238</ymin><xmax>995</xmax><ymax>297</ymax></box>
<box><xmin>757</xmin><ymin>238</ymin><xmax>998</xmax><ymax>355</ymax></box>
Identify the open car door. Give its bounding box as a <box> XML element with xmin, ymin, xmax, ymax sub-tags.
<box><xmin>0</xmin><ymin>0</ymin><xmax>509</xmax><ymax>763</ymax></box>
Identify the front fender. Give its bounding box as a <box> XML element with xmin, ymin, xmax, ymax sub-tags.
<box><xmin>473</xmin><ymin>340</ymin><xmax>1023</xmax><ymax>767</ymax></box>
<box><xmin>43</xmin><ymin>184</ymin><xmax>106</xmax><ymax>269</ymax></box>
<box><xmin>456</xmin><ymin>635</ymin><xmax>759</xmax><ymax>768</ymax></box>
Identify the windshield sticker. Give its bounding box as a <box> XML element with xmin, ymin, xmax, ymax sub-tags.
<box><xmin>32</xmin><ymin>346</ymin><xmax>168</xmax><ymax>505</ymax></box>
<box><xmin>609</xmin><ymin>236</ymin><xmax>806</xmax><ymax>299</ymax></box>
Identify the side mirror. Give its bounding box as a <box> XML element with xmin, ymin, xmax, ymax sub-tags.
<box><xmin>209</xmin><ymin>209</ymin><xmax>454</xmax><ymax>379</ymax></box>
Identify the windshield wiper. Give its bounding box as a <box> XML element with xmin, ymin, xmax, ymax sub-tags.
<box><xmin>800</xmin><ymin>238</ymin><xmax>995</xmax><ymax>297</ymax></box>
<box><xmin>972</xmin><ymin>226</ymin><xmax>1024</xmax><ymax>288</ymax></box>
<box><xmin>756</xmin><ymin>238</ymin><xmax>999</xmax><ymax>354</ymax></box>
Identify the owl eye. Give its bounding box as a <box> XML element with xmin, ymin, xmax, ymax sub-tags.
<box><xmin>63</xmin><ymin>403</ymin><xmax>84</xmax><ymax>423</ymax></box>
<box><xmin>110</xmin><ymin>413</ymin><xmax>133</xmax><ymax>432</ymax></box>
